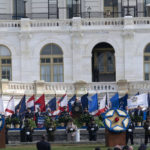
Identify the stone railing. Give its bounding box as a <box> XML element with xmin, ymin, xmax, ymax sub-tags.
<box><xmin>0</xmin><ymin>80</ymin><xmax>118</xmax><ymax>96</ymax></box>
<box><xmin>81</xmin><ymin>18</ymin><xmax>124</xmax><ymax>26</ymax></box>
<box><xmin>0</xmin><ymin>20</ymin><xmax>21</xmax><ymax>28</ymax></box>
<box><xmin>30</xmin><ymin>19</ymin><xmax>72</xmax><ymax>28</ymax></box>
<box><xmin>0</xmin><ymin>17</ymin><xmax>150</xmax><ymax>31</ymax></box>
<box><xmin>128</xmin><ymin>81</ymin><xmax>150</xmax><ymax>94</ymax></box>
<box><xmin>1</xmin><ymin>80</ymin><xmax>150</xmax><ymax>97</ymax></box>
<box><xmin>133</xmin><ymin>17</ymin><xmax>150</xmax><ymax>25</ymax></box>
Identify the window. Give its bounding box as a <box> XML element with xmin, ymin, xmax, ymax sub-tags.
<box><xmin>40</xmin><ymin>44</ymin><xmax>63</xmax><ymax>82</ymax></box>
<box><xmin>144</xmin><ymin>44</ymin><xmax>150</xmax><ymax>80</ymax></box>
<box><xmin>92</xmin><ymin>42</ymin><xmax>116</xmax><ymax>82</ymax></box>
<box><xmin>0</xmin><ymin>45</ymin><xmax>12</xmax><ymax>80</ymax></box>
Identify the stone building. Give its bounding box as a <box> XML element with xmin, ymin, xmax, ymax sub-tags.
<box><xmin>0</xmin><ymin>0</ymin><xmax>150</xmax><ymax>108</ymax></box>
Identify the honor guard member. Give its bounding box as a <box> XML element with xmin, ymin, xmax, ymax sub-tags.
<box><xmin>66</xmin><ymin>120</ymin><xmax>77</xmax><ymax>141</ymax></box>
<box><xmin>87</xmin><ymin>119</ymin><xmax>99</xmax><ymax>141</ymax></box>
<box><xmin>24</xmin><ymin>119</ymin><xmax>34</xmax><ymax>142</ymax></box>
<box><xmin>126</xmin><ymin>120</ymin><xmax>135</xmax><ymax>145</ymax></box>
<box><xmin>144</xmin><ymin>117</ymin><xmax>150</xmax><ymax>145</ymax></box>
<box><xmin>46</xmin><ymin>119</ymin><xmax>56</xmax><ymax>141</ymax></box>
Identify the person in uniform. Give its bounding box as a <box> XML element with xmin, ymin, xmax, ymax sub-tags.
<box><xmin>66</xmin><ymin>120</ymin><xmax>77</xmax><ymax>141</ymax></box>
<box><xmin>46</xmin><ymin>119</ymin><xmax>56</xmax><ymax>141</ymax></box>
<box><xmin>144</xmin><ymin>117</ymin><xmax>150</xmax><ymax>145</ymax></box>
<box><xmin>87</xmin><ymin>119</ymin><xmax>99</xmax><ymax>141</ymax></box>
<box><xmin>24</xmin><ymin>119</ymin><xmax>34</xmax><ymax>142</ymax></box>
<box><xmin>126</xmin><ymin>120</ymin><xmax>135</xmax><ymax>145</ymax></box>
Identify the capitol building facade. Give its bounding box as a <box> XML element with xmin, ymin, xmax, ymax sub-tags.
<box><xmin>0</xmin><ymin>0</ymin><xmax>150</xmax><ymax>107</ymax></box>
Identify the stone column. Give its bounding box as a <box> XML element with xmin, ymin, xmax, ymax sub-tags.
<box><xmin>71</xmin><ymin>17</ymin><xmax>83</xmax><ymax>82</ymax></box>
<box><xmin>19</xmin><ymin>18</ymin><xmax>32</xmax><ymax>82</ymax></box>
<box><xmin>117</xmin><ymin>80</ymin><xmax>129</xmax><ymax>96</ymax></box>
<box><xmin>123</xmin><ymin>16</ymin><xmax>136</xmax><ymax>81</ymax></box>
<box><xmin>58</xmin><ymin>0</ymin><xmax>66</xmax><ymax>19</ymax></box>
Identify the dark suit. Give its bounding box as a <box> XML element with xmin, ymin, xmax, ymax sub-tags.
<box><xmin>36</xmin><ymin>140</ymin><xmax>51</xmax><ymax>150</ymax></box>
<box><xmin>126</xmin><ymin>122</ymin><xmax>135</xmax><ymax>145</ymax></box>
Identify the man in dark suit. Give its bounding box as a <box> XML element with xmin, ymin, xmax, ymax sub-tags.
<box><xmin>37</xmin><ymin>135</ymin><xmax>51</xmax><ymax>150</ymax></box>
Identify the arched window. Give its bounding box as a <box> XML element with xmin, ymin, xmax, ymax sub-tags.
<box><xmin>92</xmin><ymin>42</ymin><xmax>115</xmax><ymax>82</ymax></box>
<box><xmin>0</xmin><ymin>45</ymin><xmax>12</xmax><ymax>80</ymax></box>
<box><xmin>40</xmin><ymin>44</ymin><xmax>64</xmax><ymax>82</ymax></box>
<box><xmin>144</xmin><ymin>44</ymin><xmax>150</xmax><ymax>80</ymax></box>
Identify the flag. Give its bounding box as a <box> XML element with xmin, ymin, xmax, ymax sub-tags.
<box><xmin>105</xmin><ymin>93</ymin><xmax>110</xmax><ymax>110</ymax></box>
<box><xmin>81</xmin><ymin>93</ymin><xmax>88</xmax><ymax>110</ymax></box>
<box><xmin>5</xmin><ymin>96</ymin><xmax>15</xmax><ymax>116</ymax></box>
<box><xmin>15</xmin><ymin>95</ymin><xmax>26</xmax><ymax>116</ymax></box>
<box><xmin>148</xmin><ymin>93</ymin><xmax>150</xmax><ymax>107</ymax></box>
<box><xmin>47</xmin><ymin>97</ymin><xmax>56</xmax><ymax>111</ymax></box>
<box><xmin>26</xmin><ymin>95</ymin><xmax>35</xmax><ymax>112</ymax></box>
<box><xmin>128</xmin><ymin>93</ymin><xmax>148</xmax><ymax>109</ymax></box>
<box><xmin>57</xmin><ymin>94</ymin><xmax>68</xmax><ymax>111</ymax></box>
<box><xmin>110</xmin><ymin>93</ymin><xmax>119</xmax><ymax>109</ymax></box>
<box><xmin>94</xmin><ymin>94</ymin><xmax>107</xmax><ymax>116</ymax></box>
<box><xmin>119</xmin><ymin>94</ymin><xmax>128</xmax><ymax>110</ymax></box>
<box><xmin>68</xmin><ymin>95</ymin><xmax>76</xmax><ymax>112</ymax></box>
<box><xmin>88</xmin><ymin>94</ymin><xmax>98</xmax><ymax>113</ymax></box>
<box><xmin>35</xmin><ymin>94</ymin><xmax>46</xmax><ymax>112</ymax></box>
<box><xmin>0</xmin><ymin>96</ymin><xmax>4</xmax><ymax>114</ymax></box>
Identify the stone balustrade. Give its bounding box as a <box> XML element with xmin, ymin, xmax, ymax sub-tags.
<box><xmin>0</xmin><ymin>17</ymin><xmax>150</xmax><ymax>30</ymax></box>
<box><xmin>0</xmin><ymin>80</ymin><xmax>118</xmax><ymax>96</ymax></box>
<box><xmin>133</xmin><ymin>17</ymin><xmax>150</xmax><ymax>25</ymax></box>
<box><xmin>0</xmin><ymin>20</ymin><xmax>20</xmax><ymax>28</ymax></box>
<box><xmin>1</xmin><ymin>80</ymin><xmax>150</xmax><ymax>97</ymax></box>
<box><xmin>81</xmin><ymin>18</ymin><xmax>124</xmax><ymax>26</ymax></box>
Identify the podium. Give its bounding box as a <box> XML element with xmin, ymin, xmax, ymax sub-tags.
<box><xmin>0</xmin><ymin>125</ymin><xmax>5</xmax><ymax>149</ymax></box>
<box><xmin>105</xmin><ymin>129</ymin><xmax>126</xmax><ymax>147</ymax></box>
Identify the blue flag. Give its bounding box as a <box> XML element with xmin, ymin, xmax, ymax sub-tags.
<box><xmin>148</xmin><ymin>93</ymin><xmax>150</xmax><ymax>107</ymax></box>
<box><xmin>88</xmin><ymin>94</ymin><xmax>98</xmax><ymax>113</ymax></box>
<box><xmin>119</xmin><ymin>94</ymin><xmax>128</xmax><ymax>110</ymax></box>
<box><xmin>15</xmin><ymin>95</ymin><xmax>26</xmax><ymax>116</ymax></box>
<box><xmin>68</xmin><ymin>95</ymin><xmax>76</xmax><ymax>112</ymax></box>
<box><xmin>110</xmin><ymin>93</ymin><xmax>119</xmax><ymax>109</ymax></box>
<box><xmin>47</xmin><ymin>97</ymin><xmax>56</xmax><ymax>111</ymax></box>
<box><xmin>81</xmin><ymin>93</ymin><xmax>89</xmax><ymax>110</ymax></box>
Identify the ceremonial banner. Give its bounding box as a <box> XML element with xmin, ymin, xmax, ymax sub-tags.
<box><xmin>127</xmin><ymin>93</ymin><xmax>148</xmax><ymax>109</ymax></box>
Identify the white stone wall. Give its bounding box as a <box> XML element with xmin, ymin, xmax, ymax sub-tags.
<box><xmin>0</xmin><ymin>17</ymin><xmax>149</xmax><ymax>83</ymax></box>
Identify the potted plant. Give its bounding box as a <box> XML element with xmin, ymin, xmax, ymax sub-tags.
<box><xmin>79</xmin><ymin>114</ymin><xmax>93</xmax><ymax>126</ymax></box>
<box><xmin>94</xmin><ymin>116</ymin><xmax>104</xmax><ymax>128</ymax></box>
<box><xmin>58</xmin><ymin>115</ymin><xmax>72</xmax><ymax>127</ymax></box>
<box><xmin>11</xmin><ymin>117</ymin><xmax>20</xmax><ymax>128</ymax></box>
<box><xmin>5</xmin><ymin>117</ymin><xmax>11</xmax><ymax>128</ymax></box>
<box><xmin>134</xmin><ymin>115</ymin><xmax>143</xmax><ymax>126</ymax></box>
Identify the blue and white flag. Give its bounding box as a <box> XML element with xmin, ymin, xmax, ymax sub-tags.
<box><xmin>128</xmin><ymin>93</ymin><xmax>148</xmax><ymax>109</ymax></box>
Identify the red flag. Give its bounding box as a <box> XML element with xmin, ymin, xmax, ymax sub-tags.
<box><xmin>35</xmin><ymin>94</ymin><xmax>45</xmax><ymax>112</ymax></box>
<box><xmin>5</xmin><ymin>96</ymin><xmax>15</xmax><ymax>116</ymax></box>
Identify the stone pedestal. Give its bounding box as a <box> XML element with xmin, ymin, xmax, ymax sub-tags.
<box><xmin>0</xmin><ymin>126</ymin><xmax>5</xmax><ymax>148</ymax></box>
<box><xmin>105</xmin><ymin>129</ymin><xmax>126</xmax><ymax>147</ymax></box>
